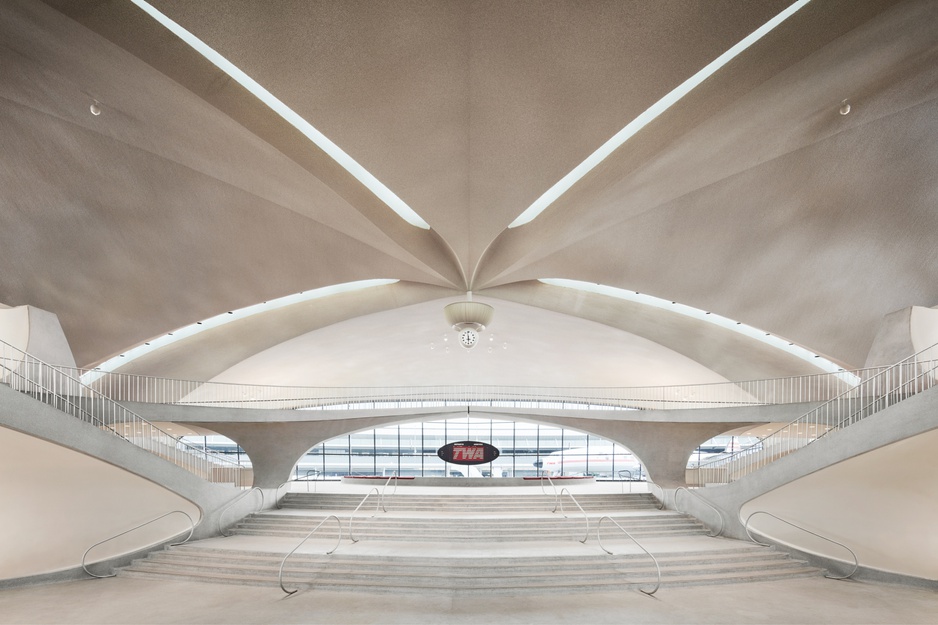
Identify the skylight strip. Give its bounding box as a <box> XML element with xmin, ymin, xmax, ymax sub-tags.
<box><xmin>539</xmin><ymin>279</ymin><xmax>859</xmax><ymax>385</ymax></box>
<box><xmin>80</xmin><ymin>279</ymin><xmax>399</xmax><ymax>384</ymax></box>
<box><xmin>128</xmin><ymin>0</ymin><xmax>430</xmax><ymax>230</ymax></box>
<box><xmin>509</xmin><ymin>0</ymin><xmax>812</xmax><ymax>228</ymax></box>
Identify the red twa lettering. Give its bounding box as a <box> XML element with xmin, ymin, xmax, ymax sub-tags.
<box><xmin>453</xmin><ymin>446</ymin><xmax>485</xmax><ymax>461</ymax></box>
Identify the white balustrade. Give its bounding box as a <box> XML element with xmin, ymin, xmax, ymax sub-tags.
<box><xmin>691</xmin><ymin>347</ymin><xmax>938</xmax><ymax>486</ymax></box>
<box><xmin>0</xmin><ymin>340</ymin><xmax>249</xmax><ymax>487</ymax></box>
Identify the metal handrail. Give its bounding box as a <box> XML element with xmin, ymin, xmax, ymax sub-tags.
<box><xmin>378</xmin><ymin>472</ymin><xmax>399</xmax><ymax>511</ymax></box>
<box><xmin>218</xmin><ymin>487</ymin><xmax>265</xmax><ymax>536</ymax></box>
<box><xmin>275</xmin><ymin>473</ymin><xmax>322</xmax><ymax>508</ymax></box>
<box><xmin>695</xmin><ymin>345</ymin><xmax>938</xmax><ymax>485</ymax></box>
<box><xmin>744</xmin><ymin>511</ymin><xmax>858</xmax><ymax>580</ymax></box>
<box><xmin>647</xmin><ymin>482</ymin><xmax>665</xmax><ymax>510</ymax></box>
<box><xmin>303</xmin><ymin>470</ymin><xmax>321</xmax><ymax>493</ymax></box>
<box><xmin>275</xmin><ymin>481</ymin><xmax>292</xmax><ymax>509</ymax></box>
<box><xmin>81</xmin><ymin>510</ymin><xmax>195</xmax><ymax>578</ymax></box>
<box><xmin>348</xmin><ymin>488</ymin><xmax>384</xmax><ymax>543</ymax></box>
<box><xmin>552</xmin><ymin>487</ymin><xmax>589</xmax><ymax>543</ymax></box>
<box><xmin>0</xmin><ymin>341</ymin><xmax>247</xmax><ymax>486</ymax></box>
<box><xmin>618</xmin><ymin>470</ymin><xmax>634</xmax><ymax>494</ymax></box>
<box><xmin>539</xmin><ymin>474</ymin><xmax>557</xmax><ymax>500</ymax></box>
<box><xmin>278</xmin><ymin>514</ymin><xmax>342</xmax><ymax>595</ymax></box>
<box><xmin>597</xmin><ymin>515</ymin><xmax>661</xmax><ymax>595</ymax></box>
<box><xmin>66</xmin><ymin>362</ymin><xmax>882</xmax><ymax>412</ymax></box>
<box><xmin>673</xmin><ymin>487</ymin><xmax>724</xmax><ymax>537</ymax></box>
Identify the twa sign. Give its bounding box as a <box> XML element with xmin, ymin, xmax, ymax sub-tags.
<box><xmin>437</xmin><ymin>441</ymin><xmax>500</xmax><ymax>465</ymax></box>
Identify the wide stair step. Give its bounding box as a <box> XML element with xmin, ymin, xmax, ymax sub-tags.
<box><xmin>278</xmin><ymin>492</ymin><xmax>659</xmax><ymax>513</ymax></box>
<box><xmin>118</xmin><ymin>490</ymin><xmax>822</xmax><ymax>593</ymax></box>
<box><xmin>228</xmin><ymin>510</ymin><xmax>707</xmax><ymax>541</ymax></box>
<box><xmin>120</xmin><ymin>544</ymin><xmax>821</xmax><ymax>594</ymax></box>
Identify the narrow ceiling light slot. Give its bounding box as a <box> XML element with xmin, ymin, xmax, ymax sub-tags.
<box><xmin>128</xmin><ymin>0</ymin><xmax>430</xmax><ymax>230</ymax></box>
<box><xmin>539</xmin><ymin>278</ymin><xmax>858</xmax><ymax>384</ymax></box>
<box><xmin>81</xmin><ymin>279</ymin><xmax>399</xmax><ymax>383</ymax></box>
<box><xmin>509</xmin><ymin>0</ymin><xmax>812</xmax><ymax>228</ymax></box>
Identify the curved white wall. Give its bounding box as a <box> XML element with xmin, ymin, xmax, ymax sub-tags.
<box><xmin>0</xmin><ymin>305</ymin><xmax>76</xmax><ymax>367</ymax></box>
<box><xmin>741</xmin><ymin>428</ymin><xmax>938</xmax><ymax>580</ymax></box>
<box><xmin>0</xmin><ymin>426</ymin><xmax>201</xmax><ymax>581</ymax></box>
<box><xmin>0</xmin><ymin>306</ymin><xmax>29</xmax><ymax>353</ymax></box>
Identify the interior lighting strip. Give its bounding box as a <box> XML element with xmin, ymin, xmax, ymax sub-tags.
<box><xmin>80</xmin><ymin>279</ymin><xmax>399</xmax><ymax>384</ymax></box>
<box><xmin>509</xmin><ymin>0</ymin><xmax>812</xmax><ymax>228</ymax></box>
<box><xmin>539</xmin><ymin>278</ymin><xmax>859</xmax><ymax>385</ymax></box>
<box><xmin>128</xmin><ymin>0</ymin><xmax>430</xmax><ymax>230</ymax></box>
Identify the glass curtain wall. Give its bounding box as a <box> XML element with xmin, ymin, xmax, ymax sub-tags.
<box><xmin>295</xmin><ymin>417</ymin><xmax>639</xmax><ymax>479</ymax></box>
<box><xmin>182</xmin><ymin>423</ymin><xmax>753</xmax><ymax>480</ymax></box>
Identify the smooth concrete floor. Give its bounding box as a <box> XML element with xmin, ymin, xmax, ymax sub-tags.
<box><xmin>2</xmin><ymin>574</ymin><xmax>938</xmax><ymax>624</ymax></box>
<box><xmin>5</xmin><ymin>483</ymin><xmax>936</xmax><ymax>623</ymax></box>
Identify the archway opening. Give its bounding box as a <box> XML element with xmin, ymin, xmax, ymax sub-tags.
<box><xmin>292</xmin><ymin>417</ymin><xmax>646</xmax><ymax>480</ymax></box>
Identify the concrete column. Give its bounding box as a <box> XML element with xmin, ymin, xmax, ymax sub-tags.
<box><xmin>199</xmin><ymin>415</ymin><xmax>422</xmax><ymax>487</ymax></box>
<box><xmin>529</xmin><ymin>415</ymin><xmax>757</xmax><ymax>487</ymax></box>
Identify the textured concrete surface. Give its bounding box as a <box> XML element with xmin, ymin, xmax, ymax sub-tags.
<box><xmin>1</xmin><ymin>574</ymin><xmax>936</xmax><ymax>624</ymax></box>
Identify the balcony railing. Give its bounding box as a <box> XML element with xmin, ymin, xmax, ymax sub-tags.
<box><xmin>64</xmin><ymin>367</ymin><xmax>879</xmax><ymax>412</ymax></box>
<box><xmin>0</xmin><ymin>340</ymin><xmax>250</xmax><ymax>487</ymax></box>
<box><xmin>690</xmin><ymin>345</ymin><xmax>938</xmax><ymax>486</ymax></box>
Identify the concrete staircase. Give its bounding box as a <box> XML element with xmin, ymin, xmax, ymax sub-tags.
<box><xmin>119</xmin><ymin>489</ymin><xmax>822</xmax><ymax>594</ymax></box>
<box><xmin>229</xmin><ymin>510</ymin><xmax>707</xmax><ymax>542</ymax></box>
<box><xmin>278</xmin><ymin>491</ymin><xmax>659</xmax><ymax>513</ymax></box>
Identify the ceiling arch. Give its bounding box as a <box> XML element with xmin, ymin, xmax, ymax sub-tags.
<box><xmin>1</xmin><ymin>0</ymin><xmax>935</xmax><ymax>382</ymax></box>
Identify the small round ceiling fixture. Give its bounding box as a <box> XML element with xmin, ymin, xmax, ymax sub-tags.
<box><xmin>443</xmin><ymin>294</ymin><xmax>493</xmax><ymax>350</ymax></box>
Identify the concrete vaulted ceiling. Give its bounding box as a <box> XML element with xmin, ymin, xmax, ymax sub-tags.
<box><xmin>1</xmin><ymin>0</ymin><xmax>937</xmax><ymax>387</ymax></box>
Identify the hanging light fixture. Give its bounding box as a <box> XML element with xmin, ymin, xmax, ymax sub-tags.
<box><xmin>443</xmin><ymin>293</ymin><xmax>494</xmax><ymax>349</ymax></box>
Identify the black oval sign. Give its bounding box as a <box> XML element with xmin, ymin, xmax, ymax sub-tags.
<box><xmin>437</xmin><ymin>441</ymin><xmax>500</xmax><ymax>465</ymax></box>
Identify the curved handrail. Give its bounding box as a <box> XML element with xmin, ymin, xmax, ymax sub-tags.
<box><xmin>744</xmin><ymin>511</ymin><xmax>858</xmax><ymax>580</ymax></box>
<box><xmin>275</xmin><ymin>474</ymin><xmax>319</xmax><ymax>509</ymax></box>
<box><xmin>597</xmin><ymin>515</ymin><xmax>661</xmax><ymax>595</ymax></box>
<box><xmin>673</xmin><ymin>487</ymin><xmax>724</xmax><ymax>537</ymax></box>
<box><xmin>378</xmin><ymin>472</ymin><xmax>399</xmax><ymax>511</ymax></box>
<box><xmin>552</xmin><ymin>487</ymin><xmax>589</xmax><ymax>543</ymax></box>
<box><xmin>275</xmin><ymin>481</ymin><xmax>291</xmax><ymax>509</ymax></box>
<box><xmin>303</xmin><ymin>470</ymin><xmax>321</xmax><ymax>493</ymax></box>
<box><xmin>618</xmin><ymin>470</ymin><xmax>634</xmax><ymax>494</ymax></box>
<box><xmin>539</xmin><ymin>474</ymin><xmax>557</xmax><ymax>499</ymax></box>
<box><xmin>647</xmin><ymin>482</ymin><xmax>665</xmax><ymax>510</ymax></box>
<box><xmin>218</xmin><ymin>487</ymin><xmax>265</xmax><ymax>536</ymax></box>
<box><xmin>278</xmin><ymin>514</ymin><xmax>342</xmax><ymax>595</ymax></box>
<box><xmin>348</xmin><ymin>488</ymin><xmax>383</xmax><ymax>543</ymax></box>
<box><xmin>82</xmin><ymin>510</ymin><xmax>195</xmax><ymax>578</ymax></box>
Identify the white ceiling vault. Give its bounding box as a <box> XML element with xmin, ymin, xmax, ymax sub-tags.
<box><xmin>2</xmin><ymin>0</ymin><xmax>937</xmax><ymax>388</ymax></box>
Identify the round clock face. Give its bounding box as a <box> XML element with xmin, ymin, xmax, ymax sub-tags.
<box><xmin>458</xmin><ymin>328</ymin><xmax>478</xmax><ymax>348</ymax></box>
